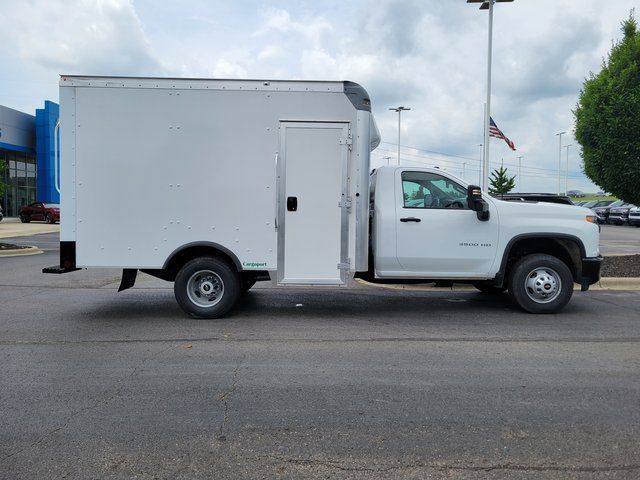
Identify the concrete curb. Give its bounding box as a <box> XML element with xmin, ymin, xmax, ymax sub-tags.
<box><xmin>0</xmin><ymin>218</ymin><xmax>60</xmax><ymax>239</ymax></box>
<box><xmin>0</xmin><ymin>246</ymin><xmax>43</xmax><ymax>257</ymax></box>
<box><xmin>355</xmin><ymin>277</ymin><xmax>640</xmax><ymax>292</ymax></box>
<box><xmin>594</xmin><ymin>277</ymin><xmax>640</xmax><ymax>290</ymax></box>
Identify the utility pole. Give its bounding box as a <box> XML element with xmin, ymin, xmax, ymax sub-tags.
<box><xmin>389</xmin><ymin>106</ymin><xmax>410</xmax><ymax>165</ymax></box>
<box><xmin>564</xmin><ymin>144</ymin><xmax>572</xmax><ymax>195</ymax></box>
<box><xmin>517</xmin><ymin>155</ymin><xmax>523</xmax><ymax>192</ymax></box>
<box><xmin>556</xmin><ymin>131</ymin><xmax>566</xmax><ymax>195</ymax></box>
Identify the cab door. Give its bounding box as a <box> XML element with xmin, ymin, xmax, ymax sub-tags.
<box><xmin>394</xmin><ymin>169</ymin><xmax>499</xmax><ymax>278</ymax></box>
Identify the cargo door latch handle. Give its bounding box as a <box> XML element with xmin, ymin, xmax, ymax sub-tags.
<box><xmin>400</xmin><ymin>217</ymin><xmax>421</xmax><ymax>222</ymax></box>
<box><xmin>287</xmin><ymin>197</ymin><xmax>298</xmax><ymax>211</ymax></box>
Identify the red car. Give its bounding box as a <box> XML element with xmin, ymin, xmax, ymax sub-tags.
<box><xmin>19</xmin><ymin>203</ymin><xmax>60</xmax><ymax>224</ymax></box>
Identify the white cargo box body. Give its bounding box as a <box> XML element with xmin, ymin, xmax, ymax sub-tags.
<box><xmin>59</xmin><ymin>76</ymin><xmax>379</xmax><ymax>285</ymax></box>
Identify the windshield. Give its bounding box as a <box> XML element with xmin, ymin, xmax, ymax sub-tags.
<box><xmin>582</xmin><ymin>201</ymin><xmax>597</xmax><ymax>208</ymax></box>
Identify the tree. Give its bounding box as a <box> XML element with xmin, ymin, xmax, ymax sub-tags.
<box><xmin>488</xmin><ymin>166</ymin><xmax>516</xmax><ymax>194</ymax></box>
<box><xmin>574</xmin><ymin>12</ymin><xmax>640</xmax><ymax>205</ymax></box>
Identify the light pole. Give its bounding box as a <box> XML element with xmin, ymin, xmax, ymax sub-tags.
<box><xmin>462</xmin><ymin>162</ymin><xmax>467</xmax><ymax>180</ymax></box>
<box><xmin>389</xmin><ymin>106</ymin><xmax>410</xmax><ymax>165</ymax></box>
<box><xmin>517</xmin><ymin>155</ymin><xmax>523</xmax><ymax>192</ymax></box>
<box><xmin>467</xmin><ymin>0</ymin><xmax>515</xmax><ymax>191</ymax></box>
<box><xmin>556</xmin><ymin>131</ymin><xmax>565</xmax><ymax>194</ymax></box>
<box><xmin>564</xmin><ymin>144</ymin><xmax>572</xmax><ymax>195</ymax></box>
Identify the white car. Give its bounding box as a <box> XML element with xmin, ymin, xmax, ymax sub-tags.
<box><xmin>628</xmin><ymin>206</ymin><xmax>640</xmax><ymax>227</ymax></box>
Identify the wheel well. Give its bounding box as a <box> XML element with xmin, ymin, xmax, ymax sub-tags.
<box><xmin>500</xmin><ymin>236</ymin><xmax>583</xmax><ymax>285</ymax></box>
<box><xmin>157</xmin><ymin>244</ymin><xmax>242</xmax><ymax>282</ymax></box>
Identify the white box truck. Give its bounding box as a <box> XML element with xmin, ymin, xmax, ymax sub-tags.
<box><xmin>45</xmin><ymin>75</ymin><xmax>602</xmax><ymax>317</ymax></box>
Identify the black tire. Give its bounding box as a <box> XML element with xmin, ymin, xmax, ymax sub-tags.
<box><xmin>20</xmin><ymin>214</ymin><xmax>30</xmax><ymax>223</ymax></box>
<box><xmin>174</xmin><ymin>257</ymin><xmax>241</xmax><ymax>319</ymax></box>
<box><xmin>508</xmin><ymin>254</ymin><xmax>573</xmax><ymax>314</ymax></box>
<box><xmin>45</xmin><ymin>214</ymin><xmax>54</xmax><ymax>224</ymax></box>
<box><xmin>472</xmin><ymin>281</ymin><xmax>507</xmax><ymax>294</ymax></box>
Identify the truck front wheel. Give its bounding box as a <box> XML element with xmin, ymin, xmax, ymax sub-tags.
<box><xmin>174</xmin><ymin>257</ymin><xmax>241</xmax><ymax>318</ymax></box>
<box><xmin>508</xmin><ymin>254</ymin><xmax>573</xmax><ymax>314</ymax></box>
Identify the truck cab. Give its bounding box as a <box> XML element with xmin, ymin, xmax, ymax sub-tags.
<box><xmin>369</xmin><ymin>166</ymin><xmax>602</xmax><ymax>313</ymax></box>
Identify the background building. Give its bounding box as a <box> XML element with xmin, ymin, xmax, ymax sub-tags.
<box><xmin>0</xmin><ymin>101</ymin><xmax>59</xmax><ymax>217</ymax></box>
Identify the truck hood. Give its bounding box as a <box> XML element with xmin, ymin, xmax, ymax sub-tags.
<box><xmin>490</xmin><ymin>197</ymin><xmax>592</xmax><ymax>219</ymax></box>
<box><xmin>488</xmin><ymin>197</ymin><xmax>599</xmax><ymax>257</ymax></box>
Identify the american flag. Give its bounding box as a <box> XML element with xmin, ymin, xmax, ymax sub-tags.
<box><xmin>489</xmin><ymin>117</ymin><xmax>516</xmax><ymax>151</ymax></box>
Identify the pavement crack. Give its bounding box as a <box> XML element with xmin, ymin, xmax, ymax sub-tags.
<box><xmin>216</xmin><ymin>358</ymin><xmax>243</xmax><ymax>442</ymax></box>
<box><xmin>1</xmin><ymin>343</ymin><xmax>174</xmax><ymax>460</ymax></box>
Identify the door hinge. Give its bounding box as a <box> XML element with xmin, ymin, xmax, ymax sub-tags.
<box><xmin>338</xmin><ymin>196</ymin><xmax>353</xmax><ymax>210</ymax></box>
<box><xmin>337</xmin><ymin>260</ymin><xmax>351</xmax><ymax>271</ymax></box>
<box><xmin>339</xmin><ymin>136</ymin><xmax>353</xmax><ymax>149</ymax></box>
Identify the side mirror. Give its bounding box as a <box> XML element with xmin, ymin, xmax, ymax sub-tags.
<box><xmin>467</xmin><ymin>185</ymin><xmax>490</xmax><ymax>221</ymax></box>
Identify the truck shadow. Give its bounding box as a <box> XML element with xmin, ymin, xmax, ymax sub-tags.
<box><xmin>81</xmin><ymin>286</ymin><xmax>586</xmax><ymax>324</ymax></box>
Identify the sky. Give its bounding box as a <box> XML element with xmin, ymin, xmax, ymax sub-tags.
<box><xmin>0</xmin><ymin>0</ymin><xmax>636</xmax><ymax>193</ymax></box>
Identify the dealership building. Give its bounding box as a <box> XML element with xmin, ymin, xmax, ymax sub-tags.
<box><xmin>0</xmin><ymin>101</ymin><xmax>59</xmax><ymax>217</ymax></box>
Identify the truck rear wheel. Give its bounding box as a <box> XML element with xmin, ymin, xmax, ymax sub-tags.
<box><xmin>508</xmin><ymin>254</ymin><xmax>573</xmax><ymax>314</ymax></box>
<box><xmin>174</xmin><ymin>257</ymin><xmax>241</xmax><ymax>318</ymax></box>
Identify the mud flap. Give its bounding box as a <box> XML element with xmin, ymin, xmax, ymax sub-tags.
<box><xmin>118</xmin><ymin>269</ymin><xmax>138</xmax><ymax>292</ymax></box>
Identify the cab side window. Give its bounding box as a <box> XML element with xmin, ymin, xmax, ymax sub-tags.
<box><xmin>402</xmin><ymin>171</ymin><xmax>468</xmax><ymax>209</ymax></box>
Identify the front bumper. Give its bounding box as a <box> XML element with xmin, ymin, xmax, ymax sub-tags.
<box><xmin>608</xmin><ymin>214</ymin><xmax>628</xmax><ymax>224</ymax></box>
<box><xmin>578</xmin><ymin>256</ymin><xmax>603</xmax><ymax>291</ymax></box>
<box><xmin>628</xmin><ymin>217</ymin><xmax>640</xmax><ymax>226</ymax></box>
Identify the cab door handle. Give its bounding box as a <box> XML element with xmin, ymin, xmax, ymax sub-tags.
<box><xmin>400</xmin><ymin>217</ymin><xmax>421</xmax><ymax>222</ymax></box>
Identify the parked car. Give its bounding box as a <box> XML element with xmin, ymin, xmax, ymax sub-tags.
<box><xmin>593</xmin><ymin>200</ymin><xmax>626</xmax><ymax>224</ymax></box>
<box><xmin>608</xmin><ymin>204</ymin><xmax>636</xmax><ymax>225</ymax></box>
<box><xmin>628</xmin><ymin>206</ymin><xmax>640</xmax><ymax>227</ymax></box>
<box><xmin>493</xmin><ymin>193</ymin><xmax>573</xmax><ymax>205</ymax></box>
<box><xmin>580</xmin><ymin>200</ymin><xmax>614</xmax><ymax>209</ymax></box>
<box><xmin>567</xmin><ymin>190</ymin><xmax>585</xmax><ymax>198</ymax></box>
<box><xmin>595</xmin><ymin>191</ymin><xmax>607</xmax><ymax>197</ymax></box>
<box><xmin>19</xmin><ymin>202</ymin><xmax>60</xmax><ymax>224</ymax></box>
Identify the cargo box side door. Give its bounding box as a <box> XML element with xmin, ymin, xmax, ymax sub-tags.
<box><xmin>278</xmin><ymin>122</ymin><xmax>350</xmax><ymax>284</ymax></box>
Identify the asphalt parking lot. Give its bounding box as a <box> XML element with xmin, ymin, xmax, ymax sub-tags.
<box><xmin>599</xmin><ymin>224</ymin><xmax>640</xmax><ymax>255</ymax></box>
<box><xmin>1</xmin><ymin>231</ymin><xmax>640</xmax><ymax>479</ymax></box>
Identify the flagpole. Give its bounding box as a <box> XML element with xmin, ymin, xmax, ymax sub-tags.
<box><xmin>478</xmin><ymin>143</ymin><xmax>483</xmax><ymax>186</ymax></box>
<box><xmin>482</xmin><ymin>103</ymin><xmax>487</xmax><ymax>186</ymax></box>
<box><xmin>482</xmin><ymin>0</ymin><xmax>494</xmax><ymax>192</ymax></box>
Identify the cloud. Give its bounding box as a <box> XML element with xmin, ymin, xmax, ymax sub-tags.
<box><xmin>254</xmin><ymin>8</ymin><xmax>332</xmax><ymax>49</ymax></box>
<box><xmin>1</xmin><ymin>0</ymin><xmax>638</xmax><ymax>192</ymax></box>
<box><xmin>0</xmin><ymin>0</ymin><xmax>163</xmax><ymax>75</ymax></box>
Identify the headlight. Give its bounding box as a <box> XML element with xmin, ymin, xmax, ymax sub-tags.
<box><xmin>586</xmin><ymin>215</ymin><xmax>598</xmax><ymax>224</ymax></box>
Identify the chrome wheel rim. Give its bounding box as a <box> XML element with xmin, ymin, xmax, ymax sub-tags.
<box><xmin>525</xmin><ymin>267</ymin><xmax>561</xmax><ymax>304</ymax></box>
<box><xmin>186</xmin><ymin>270</ymin><xmax>224</xmax><ymax>308</ymax></box>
